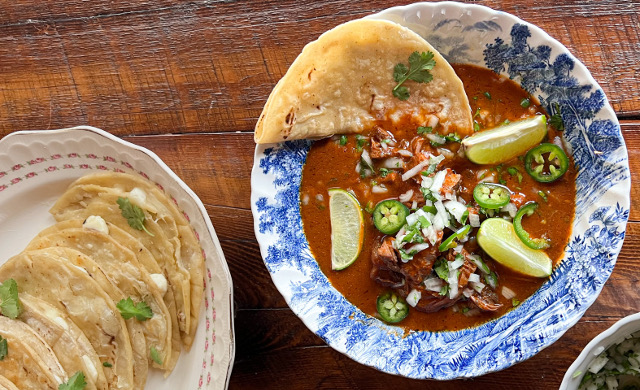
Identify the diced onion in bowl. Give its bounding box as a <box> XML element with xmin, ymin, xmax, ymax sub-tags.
<box><xmin>468</xmin><ymin>273</ymin><xmax>480</xmax><ymax>284</ymax></box>
<box><xmin>406</xmin><ymin>289</ymin><xmax>422</xmax><ymax>307</ymax></box>
<box><xmin>397</xmin><ymin>149</ymin><xmax>413</xmax><ymax>157</ymax></box>
<box><xmin>424</xmin><ymin>277</ymin><xmax>444</xmax><ymax>293</ymax></box>
<box><xmin>371</xmin><ymin>185</ymin><xmax>388</xmax><ymax>194</ymax></box>
<box><xmin>450</xmin><ymin>257</ymin><xmax>464</xmax><ymax>270</ymax></box>
<box><xmin>402</xmin><ymin>159</ymin><xmax>431</xmax><ymax>181</ymax></box>
<box><xmin>399</xmin><ymin>189</ymin><xmax>414</xmax><ymax>203</ymax></box>
<box><xmin>501</xmin><ymin>286</ymin><xmax>517</xmax><ymax>300</ymax></box>
<box><xmin>444</xmin><ymin>200</ymin><xmax>467</xmax><ymax>223</ymax></box>
<box><xmin>469</xmin><ymin>212</ymin><xmax>481</xmax><ymax>228</ymax></box>
<box><xmin>382</xmin><ymin>157</ymin><xmax>405</xmax><ymax>169</ymax></box>
<box><xmin>501</xmin><ymin>202</ymin><xmax>517</xmax><ymax>218</ymax></box>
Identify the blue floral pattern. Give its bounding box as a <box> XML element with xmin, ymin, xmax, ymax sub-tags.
<box><xmin>251</xmin><ymin>3</ymin><xmax>630</xmax><ymax>380</ymax></box>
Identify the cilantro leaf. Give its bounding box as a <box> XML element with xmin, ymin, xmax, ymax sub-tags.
<box><xmin>102</xmin><ymin>361</ymin><xmax>112</xmax><ymax>368</ymax></box>
<box><xmin>549</xmin><ymin>103</ymin><xmax>565</xmax><ymax>131</ymax></box>
<box><xmin>59</xmin><ymin>371</ymin><xmax>86</xmax><ymax>390</ymax></box>
<box><xmin>0</xmin><ymin>279</ymin><xmax>21</xmax><ymax>319</ymax></box>
<box><xmin>116</xmin><ymin>297</ymin><xmax>153</xmax><ymax>321</ymax></box>
<box><xmin>116</xmin><ymin>197</ymin><xmax>154</xmax><ymax>236</ymax></box>
<box><xmin>150</xmin><ymin>346</ymin><xmax>163</xmax><ymax>365</ymax></box>
<box><xmin>0</xmin><ymin>335</ymin><xmax>7</xmax><ymax>361</ymax></box>
<box><xmin>392</xmin><ymin>51</ymin><xmax>436</xmax><ymax>100</ymax></box>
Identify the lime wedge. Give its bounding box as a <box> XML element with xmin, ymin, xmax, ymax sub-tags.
<box><xmin>328</xmin><ymin>189</ymin><xmax>364</xmax><ymax>270</ymax></box>
<box><xmin>463</xmin><ymin>115</ymin><xmax>547</xmax><ymax>165</ymax></box>
<box><xmin>476</xmin><ymin>218</ymin><xmax>552</xmax><ymax>277</ymax></box>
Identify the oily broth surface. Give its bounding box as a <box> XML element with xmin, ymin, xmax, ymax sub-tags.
<box><xmin>299</xmin><ymin>65</ymin><xmax>576</xmax><ymax>331</ymax></box>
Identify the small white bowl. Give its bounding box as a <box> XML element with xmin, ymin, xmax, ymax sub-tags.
<box><xmin>560</xmin><ymin>313</ymin><xmax>640</xmax><ymax>389</ymax></box>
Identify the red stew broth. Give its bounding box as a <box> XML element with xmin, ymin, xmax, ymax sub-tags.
<box><xmin>299</xmin><ymin>64</ymin><xmax>576</xmax><ymax>331</ymax></box>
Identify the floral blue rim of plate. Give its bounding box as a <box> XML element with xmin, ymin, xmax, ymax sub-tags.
<box><xmin>250</xmin><ymin>2</ymin><xmax>630</xmax><ymax>380</ymax></box>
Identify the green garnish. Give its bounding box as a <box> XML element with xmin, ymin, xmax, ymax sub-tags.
<box><xmin>59</xmin><ymin>371</ymin><xmax>87</xmax><ymax>390</ymax></box>
<box><xmin>538</xmin><ymin>190</ymin><xmax>548</xmax><ymax>202</ymax></box>
<box><xmin>483</xmin><ymin>91</ymin><xmax>492</xmax><ymax>100</ymax></box>
<box><xmin>355</xmin><ymin>135</ymin><xmax>367</xmax><ymax>152</ymax></box>
<box><xmin>392</xmin><ymin>51</ymin><xmax>436</xmax><ymax>100</ymax></box>
<box><xmin>116</xmin><ymin>297</ymin><xmax>153</xmax><ymax>321</ymax></box>
<box><xmin>549</xmin><ymin>103</ymin><xmax>565</xmax><ymax>131</ymax></box>
<box><xmin>417</xmin><ymin>126</ymin><xmax>432</xmax><ymax>134</ymax></box>
<box><xmin>512</xmin><ymin>298</ymin><xmax>521</xmax><ymax>307</ymax></box>
<box><xmin>0</xmin><ymin>335</ymin><xmax>7</xmax><ymax>361</ymax></box>
<box><xmin>117</xmin><ymin>197</ymin><xmax>154</xmax><ymax>236</ymax></box>
<box><xmin>439</xmin><ymin>285</ymin><xmax>449</xmax><ymax>296</ymax></box>
<box><xmin>0</xmin><ymin>279</ymin><xmax>21</xmax><ymax>319</ymax></box>
<box><xmin>102</xmin><ymin>362</ymin><xmax>112</xmax><ymax>368</ymax></box>
<box><xmin>379</xmin><ymin>168</ymin><xmax>389</xmax><ymax>178</ymax></box>
<box><xmin>474</xmin><ymin>107</ymin><xmax>481</xmax><ymax>118</ymax></box>
<box><xmin>473</xmin><ymin>121</ymin><xmax>481</xmax><ymax>132</ymax></box>
<box><xmin>150</xmin><ymin>346</ymin><xmax>163</xmax><ymax>365</ymax></box>
<box><xmin>444</xmin><ymin>133</ymin><xmax>461</xmax><ymax>143</ymax></box>
<box><xmin>339</xmin><ymin>135</ymin><xmax>347</xmax><ymax>146</ymax></box>
<box><xmin>521</xmin><ymin>98</ymin><xmax>531</xmax><ymax>108</ymax></box>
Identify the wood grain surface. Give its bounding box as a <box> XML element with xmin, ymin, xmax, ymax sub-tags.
<box><xmin>1</xmin><ymin>0</ymin><xmax>639</xmax><ymax>389</ymax></box>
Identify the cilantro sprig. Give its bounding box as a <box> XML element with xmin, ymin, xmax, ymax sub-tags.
<box><xmin>0</xmin><ymin>335</ymin><xmax>7</xmax><ymax>361</ymax></box>
<box><xmin>59</xmin><ymin>371</ymin><xmax>87</xmax><ymax>390</ymax></box>
<box><xmin>150</xmin><ymin>346</ymin><xmax>163</xmax><ymax>365</ymax></box>
<box><xmin>392</xmin><ymin>51</ymin><xmax>436</xmax><ymax>100</ymax></box>
<box><xmin>117</xmin><ymin>197</ymin><xmax>154</xmax><ymax>236</ymax></box>
<box><xmin>0</xmin><ymin>279</ymin><xmax>22</xmax><ymax>319</ymax></box>
<box><xmin>116</xmin><ymin>297</ymin><xmax>153</xmax><ymax>321</ymax></box>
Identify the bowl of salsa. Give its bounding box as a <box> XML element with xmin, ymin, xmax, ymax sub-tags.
<box><xmin>251</xmin><ymin>2</ymin><xmax>630</xmax><ymax>379</ymax></box>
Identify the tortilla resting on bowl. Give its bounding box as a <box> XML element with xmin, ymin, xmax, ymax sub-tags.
<box><xmin>0</xmin><ymin>250</ymin><xmax>135</xmax><ymax>389</ymax></box>
<box><xmin>26</xmin><ymin>223</ymin><xmax>179</xmax><ymax>373</ymax></box>
<box><xmin>254</xmin><ymin>18</ymin><xmax>473</xmax><ymax>144</ymax></box>
<box><xmin>0</xmin><ymin>375</ymin><xmax>19</xmax><ymax>390</ymax></box>
<box><xmin>49</xmin><ymin>187</ymin><xmax>192</xmax><ymax>347</ymax></box>
<box><xmin>59</xmin><ymin>171</ymin><xmax>205</xmax><ymax>349</ymax></box>
<box><xmin>18</xmin><ymin>292</ymin><xmax>108</xmax><ymax>390</ymax></box>
<box><xmin>0</xmin><ymin>315</ymin><xmax>67</xmax><ymax>389</ymax></box>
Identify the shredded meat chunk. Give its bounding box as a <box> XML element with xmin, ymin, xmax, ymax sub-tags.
<box><xmin>369</xmin><ymin>126</ymin><xmax>398</xmax><ymax>159</ymax></box>
<box><xmin>470</xmin><ymin>286</ymin><xmax>503</xmax><ymax>312</ymax></box>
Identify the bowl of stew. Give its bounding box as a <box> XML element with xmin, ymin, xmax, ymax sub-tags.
<box><xmin>251</xmin><ymin>2</ymin><xmax>630</xmax><ymax>379</ymax></box>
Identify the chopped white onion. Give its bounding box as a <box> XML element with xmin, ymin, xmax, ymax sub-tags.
<box><xmin>502</xmin><ymin>286</ymin><xmax>517</xmax><ymax>300</ymax></box>
<box><xmin>463</xmin><ymin>308</ymin><xmax>481</xmax><ymax>317</ymax></box>
<box><xmin>444</xmin><ymin>200</ymin><xmax>467</xmax><ymax>223</ymax></box>
<box><xmin>468</xmin><ymin>273</ymin><xmax>481</xmax><ymax>284</ymax></box>
<box><xmin>382</xmin><ymin>157</ymin><xmax>405</xmax><ymax>169</ymax></box>
<box><xmin>361</xmin><ymin>149</ymin><xmax>374</xmax><ymax>169</ymax></box>
<box><xmin>424</xmin><ymin>277</ymin><xmax>444</xmax><ymax>292</ymax></box>
<box><xmin>406</xmin><ymin>289</ymin><xmax>422</xmax><ymax>307</ymax></box>
<box><xmin>407</xmin><ymin>243</ymin><xmax>430</xmax><ymax>253</ymax></box>
<box><xmin>426</xmin><ymin>133</ymin><xmax>446</xmax><ymax>145</ymax></box>
<box><xmin>423</xmin><ymin>225</ymin><xmax>438</xmax><ymax>245</ymax></box>
<box><xmin>371</xmin><ymin>185</ymin><xmax>388</xmax><ymax>194</ymax></box>
<box><xmin>462</xmin><ymin>288</ymin><xmax>474</xmax><ymax>298</ymax></box>
<box><xmin>380</xmin><ymin>141</ymin><xmax>388</xmax><ymax>150</ymax></box>
<box><xmin>397</xmin><ymin>149</ymin><xmax>414</xmax><ymax>157</ymax></box>
<box><xmin>469</xmin><ymin>212</ymin><xmax>481</xmax><ymax>228</ymax></box>
<box><xmin>402</xmin><ymin>158</ymin><xmax>431</xmax><ymax>181</ymax></box>
<box><xmin>438</xmin><ymin>148</ymin><xmax>454</xmax><ymax>158</ymax></box>
<box><xmin>355</xmin><ymin>161</ymin><xmax>361</xmax><ymax>174</ymax></box>
<box><xmin>477</xmin><ymin>169</ymin><xmax>488</xmax><ymax>179</ymax></box>
<box><xmin>448</xmin><ymin>269</ymin><xmax>459</xmax><ymax>299</ymax></box>
<box><xmin>430</xmin><ymin>170</ymin><xmax>448</xmax><ymax>193</ymax></box>
<box><xmin>471</xmin><ymin>281</ymin><xmax>485</xmax><ymax>293</ymax></box>
<box><xmin>398</xmin><ymin>189</ymin><xmax>414</xmax><ymax>203</ymax></box>
<box><xmin>450</xmin><ymin>257</ymin><xmax>464</xmax><ymax>270</ymax></box>
<box><xmin>501</xmin><ymin>202</ymin><xmax>517</xmax><ymax>218</ymax></box>
<box><xmin>315</xmin><ymin>194</ymin><xmax>324</xmax><ymax>202</ymax></box>
<box><xmin>553</xmin><ymin>136</ymin><xmax>564</xmax><ymax>149</ymax></box>
<box><xmin>421</xmin><ymin>176</ymin><xmax>434</xmax><ymax>188</ymax></box>
<box><xmin>411</xmin><ymin>200</ymin><xmax>417</xmax><ymax>210</ymax></box>
<box><xmin>453</xmin><ymin>244</ymin><xmax>464</xmax><ymax>254</ymax></box>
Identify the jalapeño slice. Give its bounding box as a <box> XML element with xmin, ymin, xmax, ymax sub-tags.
<box><xmin>513</xmin><ymin>202</ymin><xmax>550</xmax><ymax>250</ymax></box>
<box><xmin>373</xmin><ymin>200</ymin><xmax>410</xmax><ymax>235</ymax></box>
<box><xmin>376</xmin><ymin>292</ymin><xmax>409</xmax><ymax>323</ymax></box>
<box><xmin>438</xmin><ymin>225</ymin><xmax>471</xmax><ymax>252</ymax></box>
<box><xmin>524</xmin><ymin>143</ymin><xmax>569</xmax><ymax>183</ymax></box>
<box><xmin>473</xmin><ymin>183</ymin><xmax>511</xmax><ymax>209</ymax></box>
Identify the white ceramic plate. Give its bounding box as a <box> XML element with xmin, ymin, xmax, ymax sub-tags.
<box><xmin>0</xmin><ymin>126</ymin><xmax>235</xmax><ymax>389</ymax></box>
<box><xmin>251</xmin><ymin>1</ymin><xmax>630</xmax><ymax>380</ymax></box>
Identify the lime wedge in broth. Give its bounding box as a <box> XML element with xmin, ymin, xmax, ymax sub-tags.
<box><xmin>328</xmin><ymin>189</ymin><xmax>364</xmax><ymax>271</ymax></box>
<box><xmin>463</xmin><ymin>115</ymin><xmax>547</xmax><ymax>165</ymax></box>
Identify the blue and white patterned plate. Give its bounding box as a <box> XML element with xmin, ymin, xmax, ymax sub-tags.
<box><xmin>250</xmin><ymin>2</ymin><xmax>630</xmax><ymax>379</ymax></box>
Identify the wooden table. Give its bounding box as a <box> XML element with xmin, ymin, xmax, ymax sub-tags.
<box><xmin>0</xmin><ymin>0</ymin><xmax>638</xmax><ymax>388</ymax></box>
